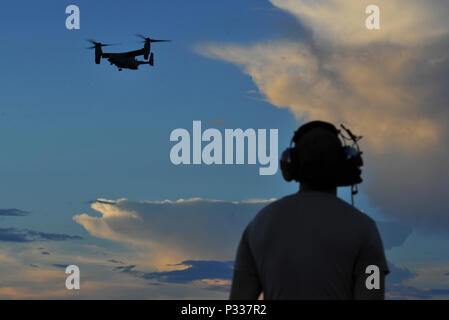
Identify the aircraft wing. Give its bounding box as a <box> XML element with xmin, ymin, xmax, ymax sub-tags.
<box><xmin>102</xmin><ymin>49</ymin><xmax>145</xmax><ymax>59</ymax></box>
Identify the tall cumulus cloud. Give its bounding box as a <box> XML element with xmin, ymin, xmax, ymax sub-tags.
<box><xmin>73</xmin><ymin>198</ymin><xmax>272</xmax><ymax>265</ymax></box>
<box><xmin>197</xmin><ymin>0</ymin><xmax>449</xmax><ymax>228</ymax></box>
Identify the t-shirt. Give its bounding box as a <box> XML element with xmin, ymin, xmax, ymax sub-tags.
<box><xmin>234</xmin><ymin>191</ymin><xmax>389</xmax><ymax>299</ymax></box>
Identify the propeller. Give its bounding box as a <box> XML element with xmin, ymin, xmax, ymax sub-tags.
<box><xmin>135</xmin><ymin>34</ymin><xmax>171</xmax><ymax>43</ymax></box>
<box><xmin>86</xmin><ymin>39</ymin><xmax>120</xmax><ymax>49</ymax></box>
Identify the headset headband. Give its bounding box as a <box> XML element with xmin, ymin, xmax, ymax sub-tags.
<box><xmin>292</xmin><ymin>121</ymin><xmax>339</xmax><ymax>144</ymax></box>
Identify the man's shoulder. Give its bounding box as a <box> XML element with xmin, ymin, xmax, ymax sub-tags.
<box><xmin>251</xmin><ymin>192</ymin><xmax>375</xmax><ymax>226</ymax></box>
<box><xmin>254</xmin><ymin>193</ymin><xmax>300</xmax><ymax>215</ymax></box>
<box><xmin>331</xmin><ymin>195</ymin><xmax>377</xmax><ymax>225</ymax></box>
<box><xmin>248</xmin><ymin>193</ymin><xmax>308</xmax><ymax>227</ymax></box>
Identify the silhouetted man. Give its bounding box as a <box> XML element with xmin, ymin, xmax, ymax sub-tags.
<box><xmin>230</xmin><ymin>121</ymin><xmax>389</xmax><ymax>300</ymax></box>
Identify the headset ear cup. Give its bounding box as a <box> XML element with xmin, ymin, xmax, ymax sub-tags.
<box><xmin>354</xmin><ymin>152</ymin><xmax>363</xmax><ymax>167</ymax></box>
<box><xmin>337</xmin><ymin>154</ymin><xmax>363</xmax><ymax>186</ymax></box>
<box><xmin>350</xmin><ymin>156</ymin><xmax>363</xmax><ymax>184</ymax></box>
<box><xmin>280</xmin><ymin>149</ymin><xmax>294</xmax><ymax>182</ymax></box>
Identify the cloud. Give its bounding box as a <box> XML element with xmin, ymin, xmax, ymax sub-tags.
<box><xmin>114</xmin><ymin>260</ymin><xmax>233</xmax><ymax>293</ymax></box>
<box><xmin>74</xmin><ymin>198</ymin><xmax>411</xmax><ymax>270</ymax></box>
<box><xmin>378</xmin><ymin>261</ymin><xmax>449</xmax><ymax>299</ymax></box>
<box><xmin>108</xmin><ymin>259</ymin><xmax>124</xmax><ymax>264</ymax></box>
<box><xmin>403</xmin><ymin>263</ymin><xmax>449</xmax><ymax>289</ymax></box>
<box><xmin>25</xmin><ymin>230</ymin><xmax>82</xmax><ymax>241</ymax></box>
<box><xmin>384</xmin><ymin>261</ymin><xmax>449</xmax><ymax>299</ymax></box>
<box><xmin>74</xmin><ymin>198</ymin><xmax>268</xmax><ymax>264</ymax></box>
<box><xmin>115</xmin><ymin>260</ymin><xmax>233</xmax><ymax>284</ymax></box>
<box><xmin>0</xmin><ymin>236</ymin><xmax>230</xmax><ymax>299</ymax></box>
<box><xmin>197</xmin><ymin>0</ymin><xmax>449</xmax><ymax>228</ymax></box>
<box><xmin>387</xmin><ymin>262</ymin><xmax>417</xmax><ymax>288</ymax></box>
<box><xmin>0</xmin><ymin>209</ymin><xmax>30</xmax><ymax>217</ymax></box>
<box><xmin>387</xmin><ymin>286</ymin><xmax>449</xmax><ymax>300</ymax></box>
<box><xmin>270</xmin><ymin>0</ymin><xmax>449</xmax><ymax>46</ymax></box>
<box><xmin>0</xmin><ymin>287</ymin><xmax>72</xmax><ymax>299</ymax></box>
<box><xmin>0</xmin><ymin>261</ymin><xmax>76</xmax><ymax>299</ymax></box>
<box><xmin>376</xmin><ymin>222</ymin><xmax>412</xmax><ymax>250</ymax></box>
<box><xmin>0</xmin><ymin>227</ymin><xmax>83</xmax><ymax>243</ymax></box>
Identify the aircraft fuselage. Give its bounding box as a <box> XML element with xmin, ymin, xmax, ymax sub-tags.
<box><xmin>107</xmin><ymin>55</ymin><xmax>148</xmax><ymax>70</ymax></box>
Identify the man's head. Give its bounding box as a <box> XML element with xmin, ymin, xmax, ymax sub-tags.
<box><xmin>280</xmin><ymin>121</ymin><xmax>363</xmax><ymax>191</ymax></box>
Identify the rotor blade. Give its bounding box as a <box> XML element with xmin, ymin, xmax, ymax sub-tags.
<box><xmin>101</xmin><ymin>43</ymin><xmax>121</xmax><ymax>47</ymax></box>
<box><xmin>150</xmin><ymin>39</ymin><xmax>171</xmax><ymax>43</ymax></box>
<box><xmin>87</xmin><ymin>39</ymin><xmax>99</xmax><ymax>45</ymax></box>
<box><xmin>86</xmin><ymin>46</ymin><xmax>96</xmax><ymax>49</ymax></box>
<box><xmin>135</xmin><ymin>34</ymin><xmax>147</xmax><ymax>40</ymax></box>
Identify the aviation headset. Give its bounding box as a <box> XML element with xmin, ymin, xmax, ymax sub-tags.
<box><xmin>280</xmin><ymin>121</ymin><xmax>363</xmax><ymax>205</ymax></box>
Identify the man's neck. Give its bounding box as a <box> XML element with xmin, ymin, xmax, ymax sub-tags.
<box><xmin>299</xmin><ymin>183</ymin><xmax>337</xmax><ymax>196</ymax></box>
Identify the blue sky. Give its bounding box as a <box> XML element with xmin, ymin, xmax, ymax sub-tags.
<box><xmin>0</xmin><ymin>0</ymin><xmax>448</xmax><ymax>299</ymax></box>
